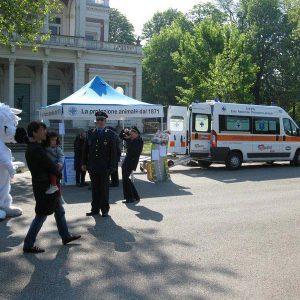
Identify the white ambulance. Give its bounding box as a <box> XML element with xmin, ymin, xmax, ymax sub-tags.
<box><xmin>167</xmin><ymin>101</ymin><xmax>300</xmax><ymax>169</ymax></box>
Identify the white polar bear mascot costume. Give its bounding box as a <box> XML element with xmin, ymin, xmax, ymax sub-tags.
<box><xmin>0</xmin><ymin>102</ymin><xmax>23</xmax><ymax>220</ymax></box>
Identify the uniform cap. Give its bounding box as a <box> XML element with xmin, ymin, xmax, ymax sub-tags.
<box><xmin>130</xmin><ymin>126</ymin><xmax>140</xmax><ymax>135</ymax></box>
<box><xmin>95</xmin><ymin>111</ymin><xmax>108</xmax><ymax>118</ymax></box>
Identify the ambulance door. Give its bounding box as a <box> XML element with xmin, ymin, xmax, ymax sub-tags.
<box><xmin>281</xmin><ymin>118</ymin><xmax>299</xmax><ymax>160</ymax></box>
<box><xmin>167</xmin><ymin>106</ymin><xmax>188</xmax><ymax>154</ymax></box>
<box><xmin>251</xmin><ymin>117</ymin><xmax>281</xmax><ymax>160</ymax></box>
<box><xmin>189</xmin><ymin>108</ymin><xmax>211</xmax><ymax>157</ymax></box>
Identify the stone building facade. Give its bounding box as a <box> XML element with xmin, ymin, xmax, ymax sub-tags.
<box><xmin>0</xmin><ymin>0</ymin><xmax>143</xmax><ymax>129</ymax></box>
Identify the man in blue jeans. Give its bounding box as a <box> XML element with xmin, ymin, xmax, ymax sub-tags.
<box><xmin>23</xmin><ymin>121</ymin><xmax>81</xmax><ymax>253</ymax></box>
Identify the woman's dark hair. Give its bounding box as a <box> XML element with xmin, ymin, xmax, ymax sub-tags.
<box><xmin>15</xmin><ymin>127</ymin><xmax>28</xmax><ymax>143</ymax></box>
<box><xmin>43</xmin><ymin>131</ymin><xmax>60</xmax><ymax>147</ymax></box>
<box><xmin>26</xmin><ymin>121</ymin><xmax>46</xmax><ymax>140</ymax></box>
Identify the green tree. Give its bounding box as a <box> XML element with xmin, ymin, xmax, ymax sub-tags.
<box><xmin>109</xmin><ymin>8</ymin><xmax>135</xmax><ymax>44</ymax></box>
<box><xmin>142</xmin><ymin>21</ymin><xmax>188</xmax><ymax>106</ymax></box>
<box><xmin>206</xmin><ymin>26</ymin><xmax>258</xmax><ymax>103</ymax></box>
<box><xmin>142</xmin><ymin>8</ymin><xmax>184</xmax><ymax>40</ymax></box>
<box><xmin>239</xmin><ymin>0</ymin><xmax>291</xmax><ymax>104</ymax></box>
<box><xmin>0</xmin><ymin>0</ymin><xmax>62</xmax><ymax>48</ymax></box>
<box><xmin>173</xmin><ymin>19</ymin><xmax>225</xmax><ymax>105</ymax></box>
<box><xmin>187</xmin><ymin>3</ymin><xmax>228</xmax><ymax>25</ymax></box>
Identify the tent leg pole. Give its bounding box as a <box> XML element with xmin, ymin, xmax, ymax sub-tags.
<box><xmin>61</xmin><ymin>116</ymin><xmax>65</xmax><ymax>186</ymax></box>
<box><xmin>122</xmin><ymin>119</ymin><xmax>125</xmax><ymax>154</ymax></box>
<box><xmin>161</xmin><ymin>117</ymin><xmax>163</xmax><ymax>131</ymax></box>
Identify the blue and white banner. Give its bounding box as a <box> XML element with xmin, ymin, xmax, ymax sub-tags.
<box><xmin>63</xmin><ymin>156</ymin><xmax>76</xmax><ymax>185</ymax></box>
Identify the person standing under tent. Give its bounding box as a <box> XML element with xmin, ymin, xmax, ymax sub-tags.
<box><xmin>82</xmin><ymin>111</ymin><xmax>117</xmax><ymax>217</ymax></box>
<box><xmin>74</xmin><ymin>129</ymin><xmax>87</xmax><ymax>187</ymax></box>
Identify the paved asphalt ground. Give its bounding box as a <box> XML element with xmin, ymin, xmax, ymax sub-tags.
<box><xmin>0</xmin><ymin>159</ymin><xmax>300</xmax><ymax>300</ymax></box>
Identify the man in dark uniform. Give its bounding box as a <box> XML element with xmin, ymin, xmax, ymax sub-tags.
<box><xmin>82</xmin><ymin>111</ymin><xmax>117</xmax><ymax>217</ymax></box>
<box><xmin>121</xmin><ymin>126</ymin><xmax>144</xmax><ymax>203</ymax></box>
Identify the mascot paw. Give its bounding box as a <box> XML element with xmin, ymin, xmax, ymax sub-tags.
<box><xmin>3</xmin><ymin>206</ymin><xmax>23</xmax><ymax>218</ymax></box>
<box><xmin>0</xmin><ymin>209</ymin><xmax>6</xmax><ymax>220</ymax></box>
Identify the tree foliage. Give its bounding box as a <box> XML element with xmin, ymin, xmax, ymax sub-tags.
<box><xmin>142</xmin><ymin>8</ymin><xmax>184</xmax><ymax>40</ymax></box>
<box><xmin>173</xmin><ymin>19</ymin><xmax>225</xmax><ymax>105</ymax></box>
<box><xmin>142</xmin><ymin>22</ymin><xmax>188</xmax><ymax>105</ymax></box>
<box><xmin>0</xmin><ymin>0</ymin><xmax>62</xmax><ymax>48</ymax></box>
<box><xmin>109</xmin><ymin>8</ymin><xmax>135</xmax><ymax>44</ymax></box>
<box><xmin>206</xmin><ymin>27</ymin><xmax>258</xmax><ymax>103</ymax></box>
<box><xmin>187</xmin><ymin>3</ymin><xmax>228</xmax><ymax>25</ymax></box>
<box><xmin>141</xmin><ymin>0</ymin><xmax>300</xmax><ymax>111</ymax></box>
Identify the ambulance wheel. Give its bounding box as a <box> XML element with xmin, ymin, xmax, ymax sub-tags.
<box><xmin>225</xmin><ymin>152</ymin><xmax>242</xmax><ymax>170</ymax></box>
<box><xmin>198</xmin><ymin>161</ymin><xmax>212</xmax><ymax>169</ymax></box>
<box><xmin>291</xmin><ymin>150</ymin><xmax>300</xmax><ymax>166</ymax></box>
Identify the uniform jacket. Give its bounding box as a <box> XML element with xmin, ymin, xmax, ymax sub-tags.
<box><xmin>82</xmin><ymin>127</ymin><xmax>117</xmax><ymax>174</ymax></box>
<box><xmin>74</xmin><ymin>134</ymin><xmax>85</xmax><ymax>170</ymax></box>
<box><xmin>25</xmin><ymin>142</ymin><xmax>60</xmax><ymax>215</ymax></box>
<box><xmin>122</xmin><ymin>137</ymin><xmax>144</xmax><ymax>171</ymax></box>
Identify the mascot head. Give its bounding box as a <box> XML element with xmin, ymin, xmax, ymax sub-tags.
<box><xmin>0</xmin><ymin>103</ymin><xmax>22</xmax><ymax>143</ymax></box>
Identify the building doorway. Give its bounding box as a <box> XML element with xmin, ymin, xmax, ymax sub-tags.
<box><xmin>14</xmin><ymin>83</ymin><xmax>30</xmax><ymax>127</ymax></box>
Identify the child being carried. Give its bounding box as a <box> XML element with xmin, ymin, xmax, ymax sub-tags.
<box><xmin>43</xmin><ymin>131</ymin><xmax>64</xmax><ymax>196</ymax></box>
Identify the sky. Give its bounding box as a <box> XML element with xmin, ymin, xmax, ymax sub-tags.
<box><xmin>109</xmin><ymin>0</ymin><xmax>210</xmax><ymax>36</ymax></box>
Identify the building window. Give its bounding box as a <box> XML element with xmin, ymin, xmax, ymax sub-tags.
<box><xmin>48</xmin><ymin>85</ymin><xmax>61</xmax><ymax>105</ymax></box>
<box><xmin>85</xmin><ymin>32</ymin><xmax>97</xmax><ymax>41</ymax></box>
<box><xmin>49</xmin><ymin>17</ymin><xmax>61</xmax><ymax>35</ymax></box>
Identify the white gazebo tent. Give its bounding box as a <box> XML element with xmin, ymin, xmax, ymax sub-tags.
<box><xmin>39</xmin><ymin>75</ymin><xmax>164</xmax><ymax>148</ymax></box>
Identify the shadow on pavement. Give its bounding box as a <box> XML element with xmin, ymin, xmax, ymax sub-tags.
<box><xmin>88</xmin><ymin>216</ymin><xmax>135</xmax><ymax>252</ymax></box>
<box><xmin>62</xmin><ymin>177</ymin><xmax>192</xmax><ymax>205</ymax></box>
<box><xmin>0</xmin><ymin>226</ymin><xmax>240</xmax><ymax>300</ymax></box>
<box><xmin>170</xmin><ymin>162</ymin><xmax>300</xmax><ymax>183</ymax></box>
<box><xmin>16</xmin><ymin>246</ymin><xmax>76</xmax><ymax>300</ymax></box>
<box><xmin>126</xmin><ymin>204</ymin><xmax>163</xmax><ymax>222</ymax></box>
<box><xmin>0</xmin><ymin>219</ymin><xmax>23</xmax><ymax>253</ymax></box>
<box><xmin>11</xmin><ymin>176</ymin><xmax>34</xmax><ymax>206</ymax></box>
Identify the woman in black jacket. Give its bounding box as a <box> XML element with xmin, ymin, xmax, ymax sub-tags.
<box><xmin>23</xmin><ymin>121</ymin><xmax>81</xmax><ymax>253</ymax></box>
<box><xmin>121</xmin><ymin>127</ymin><xmax>144</xmax><ymax>203</ymax></box>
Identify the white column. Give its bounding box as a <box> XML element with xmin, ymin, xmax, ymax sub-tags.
<box><xmin>42</xmin><ymin>61</ymin><xmax>48</xmax><ymax>107</ymax></box>
<box><xmin>75</xmin><ymin>0</ymin><xmax>80</xmax><ymax>36</ymax></box>
<box><xmin>79</xmin><ymin>0</ymin><xmax>86</xmax><ymax>37</ymax></box>
<box><xmin>43</xmin><ymin>15</ymin><xmax>49</xmax><ymax>33</ymax></box>
<box><xmin>103</xmin><ymin>17</ymin><xmax>109</xmax><ymax>42</ymax></box>
<box><xmin>35</xmin><ymin>66</ymin><xmax>42</xmax><ymax>119</ymax></box>
<box><xmin>128</xmin><ymin>82</ymin><xmax>133</xmax><ymax>97</ymax></box>
<box><xmin>73</xmin><ymin>62</ymin><xmax>78</xmax><ymax>92</ymax></box>
<box><xmin>77</xmin><ymin>62</ymin><xmax>85</xmax><ymax>88</ymax></box>
<box><xmin>135</xmin><ymin>65</ymin><xmax>142</xmax><ymax>100</ymax></box>
<box><xmin>8</xmin><ymin>58</ymin><xmax>15</xmax><ymax>107</ymax></box>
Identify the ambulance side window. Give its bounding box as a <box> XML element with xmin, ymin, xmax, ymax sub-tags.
<box><xmin>219</xmin><ymin>115</ymin><xmax>251</xmax><ymax>132</ymax></box>
<box><xmin>170</xmin><ymin>116</ymin><xmax>184</xmax><ymax>132</ymax></box>
<box><xmin>253</xmin><ymin>117</ymin><xmax>279</xmax><ymax>134</ymax></box>
<box><xmin>193</xmin><ymin>114</ymin><xmax>210</xmax><ymax>133</ymax></box>
<box><xmin>283</xmin><ymin>118</ymin><xmax>298</xmax><ymax>136</ymax></box>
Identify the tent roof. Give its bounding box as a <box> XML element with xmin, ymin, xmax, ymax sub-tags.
<box><xmin>40</xmin><ymin>75</ymin><xmax>164</xmax><ymax>120</ymax></box>
<box><xmin>49</xmin><ymin>75</ymin><xmax>153</xmax><ymax>106</ymax></box>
